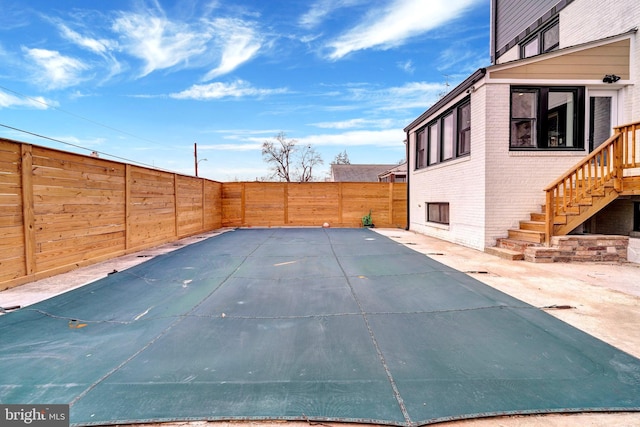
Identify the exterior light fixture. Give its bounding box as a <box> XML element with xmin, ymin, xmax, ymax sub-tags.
<box><xmin>603</xmin><ymin>74</ymin><xmax>621</xmax><ymax>83</ymax></box>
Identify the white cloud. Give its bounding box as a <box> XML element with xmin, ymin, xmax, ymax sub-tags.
<box><xmin>202</xmin><ymin>19</ymin><xmax>262</xmax><ymax>80</ymax></box>
<box><xmin>345</xmin><ymin>81</ymin><xmax>444</xmax><ymax>111</ymax></box>
<box><xmin>112</xmin><ymin>7</ymin><xmax>263</xmax><ymax>79</ymax></box>
<box><xmin>57</xmin><ymin>23</ymin><xmax>123</xmax><ymax>79</ymax></box>
<box><xmin>23</xmin><ymin>47</ymin><xmax>88</xmax><ymax>89</ymax></box>
<box><xmin>0</xmin><ymin>90</ymin><xmax>56</xmax><ymax>109</ymax></box>
<box><xmin>311</xmin><ymin>118</ymin><xmax>397</xmax><ymax>129</ymax></box>
<box><xmin>397</xmin><ymin>59</ymin><xmax>415</xmax><ymax>74</ymax></box>
<box><xmin>296</xmin><ymin>129</ymin><xmax>405</xmax><ymax>148</ymax></box>
<box><xmin>170</xmin><ymin>80</ymin><xmax>287</xmax><ymax>100</ymax></box>
<box><xmin>299</xmin><ymin>0</ymin><xmax>364</xmax><ymax>28</ymax></box>
<box><xmin>112</xmin><ymin>12</ymin><xmax>211</xmax><ymax>77</ymax></box>
<box><xmin>325</xmin><ymin>0</ymin><xmax>480</xmax><ymax>60</ymax></box>
<box><xmin>58</xmin><ymin>23</ymin><xmax>115</xmax><ymax>55</ymax></box>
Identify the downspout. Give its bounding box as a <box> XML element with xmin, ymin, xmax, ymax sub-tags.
<box><xmin>405</xmin><ymin>130</ymin><xmax>410</xmax><ymax>231</ymax></box>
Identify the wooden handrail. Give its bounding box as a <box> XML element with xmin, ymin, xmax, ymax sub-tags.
<box><xmin>543</xmin><ymin>120</ymin><xmax>640</xmax><ymax>245</ymax></box>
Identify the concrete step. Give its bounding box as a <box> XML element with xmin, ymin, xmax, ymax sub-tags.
<box><xmin>485</xmin><ymin>246</ymin><xmax>524</xmax><ymax>261</ymax></box>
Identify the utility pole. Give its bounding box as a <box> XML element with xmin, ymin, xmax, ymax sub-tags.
<box><xmin>194</xmin><ymin>142</ymin><xmax>199</xmax><ymax>177</ymax></box>
<box><xmin>194</xmin><ymin>142</ymin><xmax>207</xmax><ymax>177</ymax></box>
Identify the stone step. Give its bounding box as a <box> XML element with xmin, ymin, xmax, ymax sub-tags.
<box><xmin>496</xmin><ymin>238</ymin><xmax>540</xmax><ymax>253</ymax></box>
<box><xmin>485</xmin><ymin>246</ymin><xmax>524</xmax><ymax>261</ymax></box>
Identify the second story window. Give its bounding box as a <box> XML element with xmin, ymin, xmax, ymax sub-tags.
<box><xmin>521</xmin><ymin>20</ymin><xmax>559</xmax><ymax>59</ymax></box>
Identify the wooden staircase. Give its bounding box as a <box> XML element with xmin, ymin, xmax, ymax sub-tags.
<box><xmin>489</xmin><ymin>121</ymin><xmax>640</xmax><ymax>261</ymax></box>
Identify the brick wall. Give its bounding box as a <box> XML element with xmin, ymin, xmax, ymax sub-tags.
<box><xmin>483</xmin><ymin>84</ymin><xmax>587</xmax><ymax>248</ymax></box>
<box><xmin>408</xmin><ymin>84</ymin><xmax>487</xmax><ymax>250</ymax></box>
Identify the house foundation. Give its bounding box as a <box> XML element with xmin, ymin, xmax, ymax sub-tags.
<box><xmin>524</xmin><ymin>235</ymin><xmax>629</xmax><ymax>263</ymax></box>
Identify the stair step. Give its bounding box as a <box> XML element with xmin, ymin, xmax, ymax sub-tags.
<box><xmin>519</xmin><ymin>220</ymin><xmax>545</xmax><ymax>232</ymax></box>
<box><xmin>496</xmin><ymin>238</ymin><xmax>541</xmax><ymax>253</ymax></box>
<box><xmin>485</xmin><ymin>246</ymin><xmax>524</xmax><ymax>261</ymax></box>
<box><xmin>507</xmin><ymin>229</ymin><xmax>545</xmax><ymax>243</ymax></box>
<box><xmin>530</xmin><ymin>212</ymin><xmax>545</xmax><ymax>222</ymax></box>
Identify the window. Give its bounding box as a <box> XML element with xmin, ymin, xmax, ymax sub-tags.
<box><xmin>427</xmin><ymin>203</ymin><xmax>449</xmax><ymax>225</ymax></box>
<box><xmin>416</xmin><ymin>129</ymin><xmax>426</xmax><ymax>169</ymax></box>
<box><xmin>442</xmin><ymin>113</ymin><xmax>454</xmax><ymax>160</ymax></box>
<box><xmin>414</xmin><ymin>97</ymin><xmax>470</xmax><ymax>169</ymax></box>
<box><xmin>521</xmin><ymin>20</ymin><xmax>559</xmax><ymax>58</ymax></box>
<box><xmin>428</xmin><ymin>122</ymin><xmax>439</xmax><ymax>165</ymax></box>
<box><xmin>510</xmin><ymin>86</ymin><xmax>584</xmax><ymax>150</ymax></box>
<box><xmin>458</xmin><ymin>102</ymin><xmax>471</xmax><ymax>155</ymax></box>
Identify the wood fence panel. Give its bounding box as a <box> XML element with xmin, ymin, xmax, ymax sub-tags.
<box><xmin>287</xmin><ymin>182</ymin><xmax>340</xmax><ymax>226</ymax></box>
<box><xmin>204</xmin><ymin>180</ymin><xmax>223</xmax><ymax>230</ymax></box>
<box><xmin>222</xmin><ymin>182</ymin><xmax>243</xmax><ymax>227</ymax></box>
<box><xmin>392</xmin><ymin>183</ymin><xmax>408</xmax><ymax>228</ymax></box>
<box><xmin>128</xmin><ymin>166</ymin><xmax>176</xmax><ymax>249</ymax></box>
<box><xmin>341</xmin><ymin>183</ymin><xmax>392</xmax><ymax>227</ymax></box>
<box><xmin>0</xmin><ymin>140</ymin><xmax>26</xmax><ymax>283</ymax></box>
<box><xmin>176</xmin><ymin>175</ymin><xmax>204</xmax><ymax>236</ymax></box>
<box><xmin>219</xmin><ymin>182</ymin><xmax>407</xmax><ymax>229</ymax></box>
<box><xmin>244</xmin><ymin>182</ymin><xmax>286</xmax><ymax>226</ymax></box>
<box><xmin>30</xmin><ymin>147</ymin><xmax>126</xmax><ymax>275</ymax></box>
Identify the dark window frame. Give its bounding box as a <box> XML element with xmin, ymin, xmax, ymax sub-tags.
<box><xmin>415</xmin><ymin>129</ymin><xmax>426</xmax><ymax>169</ymax></box>
<box><xmin>510</xmin><ymin>86</ymin><xmax>585</xmax><ymax>151</ymax></box>
<box><xmin>414</xmin><ymin>97</ymin><xmax>471</xmax><ymax>170</ymax></box>
<box><xmin>457</xmin><ymin>101</ymin><xmax>471</xmax><ymax>156</ymax></box>
<box><xmin>426</xmin><ymin>202</ymin><xmax>450</xmax><ymax>225</ymax></box>
<box><xmin>520</xmin><ymin>19</ymin><xmax>559</xmax><ymax>59</ymax></box>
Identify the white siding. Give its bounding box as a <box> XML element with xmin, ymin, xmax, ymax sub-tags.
<box><xmin>561</xmin><ymin>0</ymin><xmax>640</xmax><ymax>121</ymax></box>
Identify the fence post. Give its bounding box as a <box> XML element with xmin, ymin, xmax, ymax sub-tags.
<box><xmin>125</xmin><ymin>164</ymin><xmax>132</xmax><ymax>250</ymax></box>
<box><xmin>173</xmin><ymin>174</ymin><xmax>179</xmax><ymax>237</ymax></box>
<box><xmin>388</xmin><ymin>182</ymin><xmax>394</xmax><ymax>228</ymax></box>
<box><xmin>20</xmin><ymin>144</ymin><xmax>36</xmax><ymax>276</ymax></box>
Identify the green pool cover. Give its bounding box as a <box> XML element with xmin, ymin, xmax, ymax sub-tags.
<box><xmin>1</xmin><ymin>228</ymin><xmax>639</xmax><ymax>426</ymax></box>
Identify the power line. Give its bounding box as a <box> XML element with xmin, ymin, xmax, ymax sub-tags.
<box><xmin>0</xmin><ymin>122</ymin><xmax>173</xmax><ymax>172</ymax></box>
<box><xmin>0</xmin><ymin>84</ymin><xmax>163</xmax><ymax>146</ymax></box>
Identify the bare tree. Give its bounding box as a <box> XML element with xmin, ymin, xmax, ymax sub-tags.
<box><xmin>262</xmin><ymin>132</ymin><xmax>324</xmax><ymax>182</ymax></box>
<box><xmin>261</xmin><ymin>132</ymin><xmax>295</xmax><ymax>181</ymax></box>
<box><xmin>298</xmin><ymin>145</ymin><xmax>323</xmax><ymax>182</ymax></box>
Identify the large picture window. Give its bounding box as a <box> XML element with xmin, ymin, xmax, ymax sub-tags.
<box><xmin>415</xmin><ymin>97</ymin><xmax>470</xmax><ymax>169</ymax></box>
<box><xmin>510</xmin><ymin>86</ymin><xmax>584</xmax><ymax>150</ymax></box>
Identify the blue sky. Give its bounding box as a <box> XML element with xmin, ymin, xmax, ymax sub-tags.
<box><xmin>0</xmin><ymin>0</ymin><xmax>489</xmax><ymax>181</ymax></box>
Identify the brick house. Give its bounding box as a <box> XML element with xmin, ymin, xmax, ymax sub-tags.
<box><xmin>404</xmin><ymin>0</ymin><xmax>640</xmax><ymax>262</ymax></box>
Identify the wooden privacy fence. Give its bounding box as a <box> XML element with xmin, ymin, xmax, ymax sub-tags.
<box><xmin>1</xmin><ymin>138</ymin><xmax>222</xmax><ymax>289</ymax></box>
<box><xmin>1</xmin><ymin>138</ymin><xmax>407</xmax><ymax>289</ymax></box>
<box><xmin>222</xmin><ymin>182</ymin><xmax>407</xmax><ymax>228</ymax></box>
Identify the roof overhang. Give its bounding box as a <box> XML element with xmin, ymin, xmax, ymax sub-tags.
<box><xmin>486</xmin><ymin>29</ymin><xmax>636</xmax><ymax>82</ymax></box>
